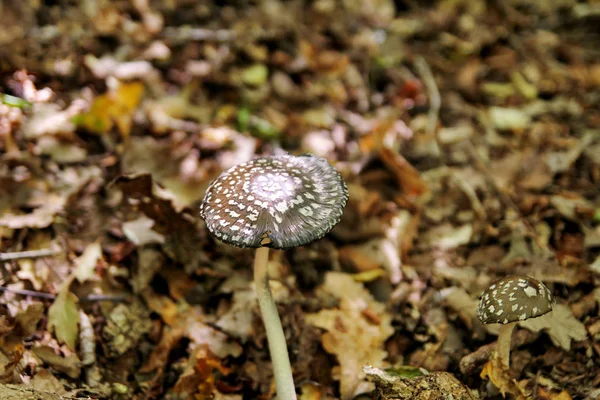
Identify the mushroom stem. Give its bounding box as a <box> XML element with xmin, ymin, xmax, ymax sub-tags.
<box><xmin>497</xmin><ymin>321</ymin><xmax>516</xmax><ymax>368</ymax></box>
<box><xmin>254</xmin><ymin>246</ymin><xmax>297</xmax><ymax>400</ymax></box>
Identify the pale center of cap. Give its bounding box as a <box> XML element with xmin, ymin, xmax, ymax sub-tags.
<box><xmin>251</xmin><ymin>173</ymin><xmax>297</xmax><ymax>200</ymax></box>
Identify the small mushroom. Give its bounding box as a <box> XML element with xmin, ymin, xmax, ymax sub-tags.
<box><xmin>200</xmin><ymin>153</ymin><xmax>348</xmax><ymax>400</ymax></box>
<box><xmin>476</xmin><ymin>275</ymin><xmax>555</xmax><ymax>368</ymax></box>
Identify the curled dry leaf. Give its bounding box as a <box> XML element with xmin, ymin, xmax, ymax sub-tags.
<box><xmin>480</xmin><ymin>355</ymin><xmax>529</xmax><ymax>400</ymax></box>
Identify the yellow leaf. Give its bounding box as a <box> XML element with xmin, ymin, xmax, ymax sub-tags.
<box><xmin>78</xmin><ymin>82</ymin><xmax>144</xmax><ymax>138</ymax></box>
<box><xmin>552</xmin><ymin>390</ymin><xmax>573</xmax><ymax>400</ymax></box>
<box><xmin>480</xmin><ymin>355</ymin><xmax>529</xmax><ymax>399</ymax></box>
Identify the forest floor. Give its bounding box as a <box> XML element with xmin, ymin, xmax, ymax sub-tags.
<box><xmin>1</xmin><ymin>1</ymin><xmax>599</xmax><ymax>399</ymax></box>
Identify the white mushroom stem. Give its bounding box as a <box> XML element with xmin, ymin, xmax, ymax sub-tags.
<box><xmin>497</xmin><ymin>322</ymin><xmax>516</xmax><ymax>368</ymax></box>
<box><xmin>254</xmin><ymin>246</ymin><xmax>297</xmax><ymax>400</ymax></box>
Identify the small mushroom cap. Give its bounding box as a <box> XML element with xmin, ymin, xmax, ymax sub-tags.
<box><xmin>476</xmin><ymin>275</ymin><xmax>555</xmax><ymax>325</ymax></box>
<box><xmin>200</xmin><ymin>154</ymin><xmax>349</xmax><ymax>250</ymax></box>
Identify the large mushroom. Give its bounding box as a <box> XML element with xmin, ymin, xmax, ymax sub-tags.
<box><xmin>476</xmin><ymin>275</ymin><xmax>555</xmax><ymax>368</ymax></box>
<box><xmin>200</xmin><ymin>153</ymin><xmax>349</xmax><ymax>400</ymax></box>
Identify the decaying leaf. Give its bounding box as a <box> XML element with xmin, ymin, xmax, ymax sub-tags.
<box><xmin>440</xmin><ymin>287</ymin><xmax>479</xmax><ymax>331</ymax></box>
<box><xmin>122</xmin><ymin>215</ymin><xmax>165</xmax><ymax>246</ymax></box>
<box><xmin>74</xmin><ymin>241</ymin><xmax>102</xmax><ymax>283</ymax></box>
<box><xmin>32</xmin><ymin>346</ymin><xmax>81</xmax><ymax>379</ymax></box>
<box><xmin>116</xmin><ymin>174</ymin><xmax>206</xmax><ymax>273</ymax></box>
<box><xmin>47</xmin><ymin>278</ymin><xmax>79</xmax><ymax>351</ymax></box>
<box><xmin>29</xmin><ymin>368</ymin><xmax>67</xmax><ymax>395</ymax></box>
<box><xmin>480</xmin><ymin>355</ymin><xmax>529</xmax><ymax>399</ymax></box>
<box><xmin>306</xmin><ymin>272</ymin><xmax>394</xmax><ymax>400</ymax></box>
<box><xmin>0</xmin><ymin>194</ymin><xmax>66</xmax><ymax>229</ymax></box>
<box><xmin>365</xmin><ymin>365</ymin><xmax>477</xmax><ymax>400</ymax></box>
<box><xmin>215</xmin><ymin>288</ymin><xmax>256</xmax><ymax>342</ymax></box>
<box><xmin>131</xmin><ymin>248</ymin><xmax>165</xmax><ymax>293</ymax></box>
<box><xmin>519</xmin><ymin>304</ymin><xmax>587</xmax><ymax>351</ymax></box>
<box><xmin>422</xmin><ymin>223</ymin><xmax>473</xmax><ymax>250</ymax></box>
<box><xmin>76</xmin><ymin>81</ymin><xmax>144</xmax><ymax>138</ymax></box>
<box><xmin>102</xmin><ymin>300</ymin><xmax>152</xmax><ymax>357</ymax></box>
<box><xmin>14</xmin><ymin>301</ymin><xmax>44</xmax><ymax>336</ymax></box>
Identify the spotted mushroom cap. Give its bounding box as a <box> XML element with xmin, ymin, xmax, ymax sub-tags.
<box><xmin>476</xmin><ymin>275</ymin><xmax>555</xmax><ymax>325</ymax></box>
<box><xmin>199</xmin><ymin>154</ymin><xmax>349</xmax><ymax>250</ymax></box>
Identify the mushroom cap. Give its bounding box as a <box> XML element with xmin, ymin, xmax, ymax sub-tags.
<box><xmin>476</xmin><ymin>275</ymin><xmax>555</xmax><ymax>325</ymax></box>
<box><xmin>200</xmin><ymin>154</ymin><xmax>349</xmax><ymax>250</ymax></box>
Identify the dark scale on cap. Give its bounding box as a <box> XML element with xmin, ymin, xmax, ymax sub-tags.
<box><xmin>476</xmin><ymin>275</ymin><xmax>555</xmax><ymax>325</ymax></box>
<box><xmin>200</xmin><ymin>154</ymin><xmax>349</xmax><ymax>250</ymax></box>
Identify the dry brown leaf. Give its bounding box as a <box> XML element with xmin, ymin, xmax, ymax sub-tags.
<box><xmin>519</xmin><ymin>304</ymin><xmax>587</xmax><ymax>351</ymax></box>
<box><xmin>306</xmin><ymin>272</ymin><xmax>393</xmax><ymax>400</ymax></box>
<box><xmin>32</xmin><ymin>346</ymin><xmax>81</xmax><ymax>379</ymax></box>
<box><xmin>28</xmin><ymin>369</ymin><xmax>67</xmax><ymax>395</ymax></box>
<box><xmin>215</xmin><ymin>288</ymin><xmax>256</xmax><ymax>342</ymax></box>
<box><xmin>74</xmin><ymin>241</ymin><xmax>102</xmax><ymax>283</ymax></box>
<box><xmin>379</xmin><ymin>148</ymin><xmax>428</xmax><ymax>197</ymax></box>
<box><xmin>122</xmin><ymin>215</ymin><xmax>165</xmax><ymax>246</ymax></box>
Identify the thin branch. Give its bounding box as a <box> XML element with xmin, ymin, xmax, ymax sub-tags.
<box><xmin>0</xmin><ymin>286</ymin><xmax>55</xmax><ymax>300</ymax></box>
<box><xmin>0</xmin><ymin>286</ymin><xmax>129</xmax><ymax>303</ymax></box>
<box><xmin>414</xmin><ymin>56</ymin><xmax>441</xmax><ymax>140</ymax></box>
<box><xmin>465</xmin><ymin>139</ymin><xmax>553</xmax><ymax>255</ymax></box>
<box><xmin>0</xmin><ymin>248</ymin><xmax>61</xmax><ymax>261</ymax></box>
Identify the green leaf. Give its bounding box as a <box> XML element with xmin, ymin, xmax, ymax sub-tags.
<box><xmin>237</xmin><ymin>107</ymin><xmax>251</xmax><ymax>132</ymax></box>
<box><xmin>47</xmin><ymin>279</ymin><xmax>79</xmax><ymax>350</ymax></box>
<box><xmin>1</xmin><ymin>93</ymin><xmax>31</xmax><ymax>108</ymax></box>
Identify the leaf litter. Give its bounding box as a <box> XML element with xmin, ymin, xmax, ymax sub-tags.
<box><xmin>1</xmin><ymin>0</ymin><xmax>599</xmax><ymax>399</ymax></box>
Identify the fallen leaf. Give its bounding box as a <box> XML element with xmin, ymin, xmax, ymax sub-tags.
<box><xmin>14</xmin><ymin>302</ymin><xmax>44</xmax><ymax>336</ymax></box>
<box><xmin>489</xmin><ymin>107</ymin><xmax>531</xmax><ymax>130</ymax></box>
<box><xmin>379</xmin><ymin>148</ymin><xmax>428</xmax><ymax>197</ymax></box>
<box><xmin>102</xmin><ymin>300</ymin><xmax>152</xmax><ymax>357</ymax></box>
<box><xmin>422</xmin><ymin>223</ymin><xmax>473</xmax><ymax>250</ymax></box>
<box><xmin>306</xmin><ymin>272</ymin><xmax>394</xmax><ymax>400</ymax></box>
<box><xmin>215</xmin><ymin>288</ymin><xmax>256</xmax><ymax>342</ymax></box>
<box><xmin>74</xmin><ymin>241</ymin><xmax>102</xmax><ymax>283</ymax></box>
<box><xmin>29</xmin><ymin>368</ymin><xmax>67</xmax><ymax>395</ymax></box>
<box><xmin>0</xmin><ymin>194</ymin><xmax>66</xmax><ymax>229</ymax></box>
<box><xmin>480</xmin><ymin>355</ymin><xmax>528</xmax><ymax>399</ymax></box>
<box><xmin>32</xmin><ymin>346</ymin><xmax>81</xmax><ymax>379</ymax></box>
<box><xmin>132</xmin><ymin>248</ymin><xmax>165</xmax><ymax>293</ymax></box>
<box><xmin>76</xmin><ymin>81</ymin><xmax>144</xmax><ymax>138</ymax></box>
<box><xmin>519</xmin><ymin>304</ymin><xmax>587</xmax><ymax>351</ymax></box>
<box><xmin>47</xmin><ymin>278</ymin><xmax>79</xmax><ymax>350</ymax></box>
<box><xmin>122</xmin><ymin>215</ymin><xmax>165</xmax><ymax>246</ymax></box>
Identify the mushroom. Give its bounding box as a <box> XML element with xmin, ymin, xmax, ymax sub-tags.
<box><xmin>200</xmin><ymin>153</ymin><xmax>349</xmax><ymax>400</ymax></box>
<box><xmin>476</xmin><ymin>275</ymin><xmax>555</xmax><ymax>368</ymax></box>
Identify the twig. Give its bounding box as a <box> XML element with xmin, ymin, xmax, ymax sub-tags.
<box><xmin>449</xmin><ymin>168</ymin><xmax>487</xmax><ymax>220</ymax></box>
<box><xmin>0</xmin><ymin>248</ymin><xmax>61</xmax><ymax>261</ymax></box>
<box><xmin>465</xmin><ymin>139</ymin><xmax>553</xmax><ymax>255</ymax></box>
<box><xmin>459</xmin><ymin>329</ymin><xmax>537</xmax><ymax>375</ymax></box>
<box><xmin>0</xmin><ymin>286</ymin><xmax>129</xmax><ymax>303</ymax></box>
<box><xmin>162</xmin><ymin>27</ymin><xmax>235</xmax><ymax>42</ymax></box>
<box><xmin>414</xmin><ymin>56</ymin><xmax>441</xmax><ymax>142</ymax></box>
